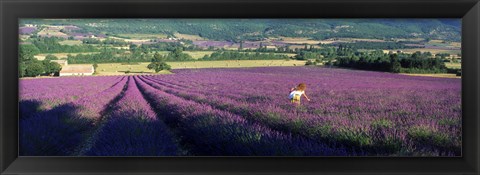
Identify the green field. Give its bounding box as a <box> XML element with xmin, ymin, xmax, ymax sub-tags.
<box><xmin>445</xmin><ymin>62</ymin><xmax>461</xmax><ymax>69</ymax></box>
<box><xmin>183</xmin><ymin>51</ymin><xmax>215</xmax><ymax>59</ymax></box>
<box><xmin>401</xmin><ymin>73</ymin><xmax>460</xmax><ymax>79</ymax></box>
<box><xmin>89</xmin><ymin>60</ymin><xmax>307</xmax><ymax>75</ymax></box>
<box><xmin>58</xmin><ymin>40</ymin><xmax>83</xmax><ymax>45</ymax></box>
<box><xmin>149</xmin><ymin>51</ymin><xmax>213</xmax><ymax>59</ymax></box>
<box><xmin>402</xmin><ymin>62</ymin><xmax>461</xmax><ymax>79</ymax></box>
<box><xmin>426</xmin><ymin>40</ymin><xmax>461</xmax><ymax>48</ymax></box>
<box><xmin>173</xmin><ymin>33</ymin><xmax>205</xmax><ymax>41</ymax></box>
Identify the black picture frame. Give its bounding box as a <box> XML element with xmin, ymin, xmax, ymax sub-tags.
<box><xmin>1</xmin><ymin>0</ymin><xmax>479</xmax><ymax>174</ymax></box>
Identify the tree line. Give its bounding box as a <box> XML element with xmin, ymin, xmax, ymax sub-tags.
<box><xmin>31</xmin><ymin>37</ymin><xmax>98</xmax><ymax>53</ymax></box>
<box><xmin>333</xmin><ymin>50</ymin><xmax>448</xmax><ymax>74</ymax></box>
<box><xmin>19</xmin><ymin>44</ymin><xmax>62</xmax><ymax>77</ymax></box>
<box><xmin>199</xmin><ymin>51</ymin><xmax>289</xmax><ymax>61</ymax></box>
<box><xmin>328</xmin><ymin>41</ymin><xmax>421</xmax><ymax>50</ymax></box>
<box><xmin>82</xmin><ymin>38</ymin><xmax>128</xmax><ymax>46</ymax></box>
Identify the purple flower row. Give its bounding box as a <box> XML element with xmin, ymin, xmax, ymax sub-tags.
<box><xmin>145</xmin><ymin>67</ymin><xmax>461</xmax><ymax>156</ymax></box>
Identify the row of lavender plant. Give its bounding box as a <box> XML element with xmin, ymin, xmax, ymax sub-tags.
<box><xmin>81</xmin><ymin>76</ymin><xmax>181</xmax><ymax>156</ymax></box>
<box><xmin>135</xmin><ymin>75</ymin><xmax>351</xmax><ymax>156</ymax></box>
<box><xmin>18</xmin><ymin>66</ymin><xmax>461</xmax><ymax>156</ymax></box>
<box><xmin>20</xmin><ymin>76</ymin><xmax>123</xmax><ymax>113</ymax></box>
<box><xmin>144</xmin><ymin>67</ymin><xmax>461</xmax><ymax>156</ymax></box>
<box><xmin>20</xmin><ymin>76</ymin><xmax>122</xmax><ymax>101</ymax></box>
<box><xmin>140</xmin><ymin>74</ymin><xmax>372</xmax><ymax>154</ymax></box>
<box><xmin>140</xmin><ymin>74</ymin><xmax>388</xmax><ymax>154</ymax></box>
<box><xmin>20</xmin><ymin>76</ymin><xmax>129</xmax><ymax>156</ymax></box>
<box><xmin>156</xmin><ymin>68</ymin><xmax>460</xmax><ymax>134</ymax></box>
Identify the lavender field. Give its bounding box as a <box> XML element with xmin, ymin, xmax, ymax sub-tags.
<box><xmin>19</xmin><ymin>67</ymin><xmax>461</xmax><ymax>156</ymax></box>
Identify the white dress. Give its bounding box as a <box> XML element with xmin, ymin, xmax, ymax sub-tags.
<box><xmin>289</xmin><ymin>90</ymin><xmax>304</xmax><ymax>99</ymax></box>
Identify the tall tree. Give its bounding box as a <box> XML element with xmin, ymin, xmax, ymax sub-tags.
<box><xmin>42</xmin><ymin>60</ymin><xmax>62</xmax><ymax>75</ymax></box>
<box><xmin>238</xmin><ymin>41</ymin><xmax>243</xmax><ymax>51</ymax></box>
<box><xmin>24</xmin><ymin>61</ymin><xmax>44</xmax><ymax>77</ymax></box>
<box><xmin>19</xmin><ymin>44</ymin><xmax>40</xmax><ymax>62</ymax></box>
<box><xmin>148</xmin><ymin>52</ymin><xmax>171</xmax><ymax>73</ymax></box>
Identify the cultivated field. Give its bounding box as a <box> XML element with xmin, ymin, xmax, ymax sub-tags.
<box><xmin>344</xmin><ymin>38</ymin><xmax>386</xmax><ymax>42</ymax></box>
<box><xmin>277</xmin><ymin>37</ymin><xmax>322</xmax><ymax>44</ymax></box>
<box><xmin>383</xmin><ymin>49</ymin><xmax>461</xmax><ymax>56</ymax></box>
<box><xmin>109</xmin><ymin>36</ymin><xmax>151</xmax><ymax>44</ymax></box>
<box><xmin>145</xmin><ymin>51</ymin><xmax>215</xmax><ymax>59</ymax></box>
<box><xmin>19</xmin><ymin>67</ymin><xmax>461</xmax><ymax>156</ymax></box>
<box><xmin>173</xmin><ymin>33</ymin><xmax>205</xmax><ymax>41</ymax></box>
<box><xmin>183</xmin><ymin>51</ymin><xmax>215</xmax><ymax>59</ymax></box>
<box><xmin>59</xmin><ymin>40</ymin><xmax>83</xmax><ymax>45</ymax></box>
<box><xmin>274</xmin><ymin>37</ymin><xmax>387</xmax><ymax>45</ymax></box>
<box><xmin>117</xmin><ymin>33</ymin><xmax>168</xmax><ymax>39</ymax></box>
<box><xmin>91</xmin><ymin>60</ymin><xmax>307</xmax><ymax>75</ymax></box>
<box><xmin>392</xmin><ymin>38</ymin><xmax>425</xmax><ymax>42</ymax></box>
<box><xmin>401</xmin><ymin>73</ymin><xmax>460</xmax><ymax>79</ymax></box>
<box><xmin>426</xmin><ymin>40</ymin><xmax>461</xmax><ymax>48</ymax></box>
<box><xmin>37</xmin><ymin>26</ymin><xmax>69</xmax><ymax>38</ymax></box>
<box><xmin>320</xmin><ymin>38</ymin><xmax>386</xmax><ymax>44</ymax></box>
<box><xmin>445</xmin><ymin>62</ymin><xmax>462</xmax><ymax>69</ymax></box>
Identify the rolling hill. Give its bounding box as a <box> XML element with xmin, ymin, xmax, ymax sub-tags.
<box><xmin>20</xmin><ymin>18</ymin><xmax>461</xmax><ymax>42</ymax></box>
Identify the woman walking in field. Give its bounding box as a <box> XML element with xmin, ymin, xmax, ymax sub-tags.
<box><xmin>289</xmin><ymin>83</ymin><xmax>311</xmax><ymax>105</ymax></box>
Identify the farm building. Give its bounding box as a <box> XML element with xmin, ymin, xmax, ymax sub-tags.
<box><xmin>50</xmin><ymin>60</ymin><xmax>68</xmax><ymax>66</ymax></box>
<box><xmin>59</xmin><ymin>65</ymin><xmax>94</xmax><ymax>76</ymax></box>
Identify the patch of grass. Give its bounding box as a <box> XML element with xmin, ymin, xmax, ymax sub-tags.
<box><xmin>262</xmin><ymin>112</ymin><xmax>284</xmax><ymax>126</ymax></box>
<box><xmin>407</xmin><ymin>125</ymin><xmax>455</xmax><ymax>148</ymax></box>
<box><xmin>59</xmin><ymin>40</ymin><xmax>82</xmax><ymax>45</ymax></box>
<box><xmin>369</xmin><ymin>119</ymin><xmax>404</xmax><ymax>154</ymax></box>
<box><xmin>173</xmin><ymin>33</ymin><xmax>204</xmax><ymax>41</ymax></box>
<box><xmin>151</xmin><ymin>70</ymin><xmax>173</xmax><ymax>74</ymax></box>
<box><xmin>408</xmin><ymin>126</ymin><xmax>435</xmax><ymax>140</ymax></box>
<box><xmin>445</xmin><ymin>62</ymin><xmax>461</xmax><ymax>69</ymax></box>
<box><xmin>231</xmin><ymin>105</ymin><xmax>251</xmax><ymax>117</ymax></box>
<box><xmin>287</xmin><ymin>118</ymin><xmax>306</xmax><ymax>133</ymax></box>
<box><xmin>183</xmin><ymin>51</ymin><xmax>215</xmax><ymax>59</ymax></box>
<box><xmin>307</xmin><ymin>124</ymin><xmax>332</xmax><ymax>138</ymax></box>
<box><xmin>239</xmin><ymin>132</ymin><xmax>263</xmax><ymax>143</ymax></box>
<box><xmin>120</xmin><ymin>62</ymin><xmax>141</xmax><ymax>65</ymax></box>
<box><xmin>437</xmin><ymin>118</ymin><xmax>458</xmax><ymax>126</ymax></box>
<box><xmin>431</xmin><ymin>132</ymin><xmax>453</xmax><ymax>146</ymax></box>
<box><xmin>371</xmin><ymin>118</ymin><xmax>393</xmax><ymax>129</ymax></box>
<box><xmin>217</xmin><ymin>103</ymin><xmax>233</xmax><ymax>110</ymax></box>
<box><xmin>334</xmin><ymin>128</ymin><xmax>372</xmax><ymax>147</ymax></box>
<box><xmin>377</xmin><ymin>136</ymin><xmax>403</xmax><ymax>154</ymax></box>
